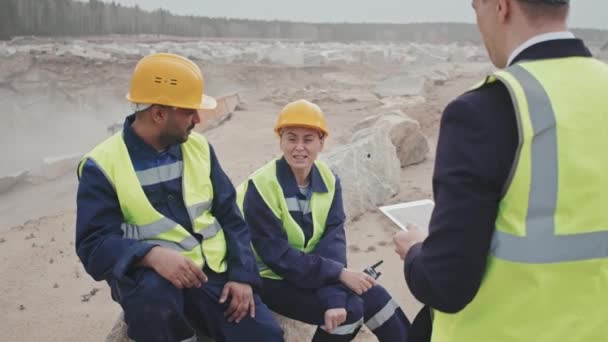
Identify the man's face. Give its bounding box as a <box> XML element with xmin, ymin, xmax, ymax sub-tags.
<box><xmin>160</xmin><ymin>106</ymin><xmax>200</xmax><ymax>146</ymax></box>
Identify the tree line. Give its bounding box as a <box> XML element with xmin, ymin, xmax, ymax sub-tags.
<box><xmin>1</xmin><ymin>0</ymin><xmax>606</xmax><ymax>44</ymax></box>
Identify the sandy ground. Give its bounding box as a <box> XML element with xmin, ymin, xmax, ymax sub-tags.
<box><xmin>0</xmin><ymin>37</ymin><xmax>487</xmax><ymax>341</ymax></box>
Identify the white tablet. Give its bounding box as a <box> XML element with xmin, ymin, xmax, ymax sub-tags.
<box><xmin>379</xmin><ymin>199</ymin><xmax>435</xmax><ymax>232</ymax></box>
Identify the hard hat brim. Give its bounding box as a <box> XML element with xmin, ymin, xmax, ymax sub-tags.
<box><xmin>200</xmin><ymin>94</ymin><xmax>217</xmax><ymax>110</ymax></box>
<box><xmin>275</xmin><ymin>124</ymin><xmax>329</xmax><ymax>137</ymax></box>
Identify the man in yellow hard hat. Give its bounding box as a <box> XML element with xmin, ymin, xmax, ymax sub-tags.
<box><xmin>75</xmin><ymin>53</ymin><xmax>283</xmax><ymax>341</ymax></box>
<box><xmin>393</xmin><ymin>1</ymin><xmax>607</xmax><ymax>341</ymax></box>
<box><xmin>236</xmin><ymin>100</ymin><xmax>412</xmax><ymax>341</ymax></box>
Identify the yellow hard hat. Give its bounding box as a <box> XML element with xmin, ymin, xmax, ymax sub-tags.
<box><xmin>274</xmin><ymin>99</ymin><xmax>329</xmax><ymax>137</ymax></box>
<box><xmin>126</xmin><ymin>53</ymin><xmax>216</xmax><ymax>110</ymax></box>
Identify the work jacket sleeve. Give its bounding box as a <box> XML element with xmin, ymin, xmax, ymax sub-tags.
<box><xmin>311</xmin><ymin>175</ymin><xmax>347</xmax><ymax>265</ymax></box>
<box><xmin>244</xmin><ymin>181</ymin><xmax>344</xmax><ymax>288</ymax></box>
<box><xmin>312</xmin><ymin>176</ymin><xmax>348</xmax><ymax>309</ymax></box>
<box><xmin>75</xmin><ymin>159</ymin><xmax>156</xmax><ymax>282</ymax></box>
<box><xmin>208</xmin><ymin>144</ymin><xmax>261</xmax><ymax>288</ymax></box>
<box><xmin>404</xmin><ymin>92</ymin><xmax>516</xmax><ymax>313</ymax></box>
<box><xmin>316</xmin><ymin>284</ymin><xmax>348</xmax><ymax>310</ymax></box>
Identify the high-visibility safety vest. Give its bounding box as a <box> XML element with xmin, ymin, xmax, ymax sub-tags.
<box><xmin>432</xmin><ymin>58</ymin><xmax>608</xmax><ymax>341</ymax></box>
<box><xmin>236</xmin><ymin>159</ymin><xmax>336</xmax><ymax>279</ymax></box>
<box><xmin>78</xmin><ymin>131</ymin><xmax>228</xmax><ymax>272</ymax></box>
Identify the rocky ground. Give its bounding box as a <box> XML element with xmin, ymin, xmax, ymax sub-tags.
<box><xmin>2</xmin><ymin>35</ymin><xmax>603</xmax><ymax>341</ymax></box>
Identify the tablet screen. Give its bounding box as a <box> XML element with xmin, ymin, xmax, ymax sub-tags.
<box><xmin>379</xmin><ymin>199</ymin><xmax>435</xmax><ymax>232</ymax></box>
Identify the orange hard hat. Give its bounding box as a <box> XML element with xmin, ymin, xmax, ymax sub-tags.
<box><xmin>274</xmin><ymin>99</ymin><xmax>329</xmax><ymax>137</ymax></box>
<box><xmin>126</xmin><ymin>53</ymin><xmax>216</xmax><ymax>110</ymax></box>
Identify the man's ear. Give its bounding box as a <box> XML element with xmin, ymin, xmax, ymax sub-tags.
<box><xmin>151</xmin><ymin>105</ymin><xmax>166</xmax><ymax>124</ymax></box>
<box><xmin>497</xmin><ymin>0</ymin><xmax>512</xmax><ymax>24</ymax></box>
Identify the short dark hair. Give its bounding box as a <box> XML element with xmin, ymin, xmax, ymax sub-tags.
<box><xmin>134</xmin><ymin>107</ymin><xmax>149</xmax><ymax>118</ymax></box>
<box><xmin>517</xmin><ymin>0</ymin><xmax>569</xmax><ymax>22</ymax></box>
<box><xmin>134</xmin><ymin>104</ymin><xmax>157</xmax><ymax>119</ymax></box>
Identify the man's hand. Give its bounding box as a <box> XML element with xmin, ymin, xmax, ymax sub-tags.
<box><xmin>219</xmin><ymin>281</ymin><xmax>255</xmax><ymax>323</ymax></box>
<box><xmin>393</xmin><ymin>223</ymin><xmax>427</xmax><ymax>260</ymax></box>
<box><xmin>323</xmin><ymin>308</ymin><xmax>347</xmax><ymax>333</ymax></box>
<box><xmin>339</xmin><ymin>268</ymin><xmax>376</xmax><ymax>295</ymax></box>
<box><xmin>140</xmin><ymin>246</ymin><xmax>208</xmax><ymax>289</ymax></box>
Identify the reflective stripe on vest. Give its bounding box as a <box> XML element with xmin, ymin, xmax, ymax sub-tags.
<box><xmin>431</xmin><ymin>57</ymin><xmax>608</xmax><ymax>342</ymax></box>
<box><xmin>285</xmin><ymin>197</ymin><xmax>312</xmax><ymax>215</ymax></box>
<box><xmin>136</xmin><ymin>161</ymin><xmax>183</xmax><ymax>186</ymax></box>
<box><xmin>491</xmin><ymin>64</ymin><xmax>608</xmax><ymax>263</ymax></box>
<box><xmin>120</xmin><ymin>201</ymin><xmax>220</xmax><ymax>241</ymax></box>
<box><xmin>80</xmin><ymin>131</ymin><xmax>228</xmax><ymax>272</ymax></box>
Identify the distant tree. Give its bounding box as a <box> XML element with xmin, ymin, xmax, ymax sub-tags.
<box><xmin>0</xmin><ymin>0</ymin><xmax>18</xmax><ymax>39</ymax></box>
<box><xmin>1</xmin><ymin>0</ymin><xmax>606</xmax><ymax>44</ymax></box>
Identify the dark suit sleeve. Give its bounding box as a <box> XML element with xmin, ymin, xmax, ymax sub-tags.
<box><xmin>404</xmin><ymin>87</ymin><xmax>518</xmax><ymax>313</ymax></box>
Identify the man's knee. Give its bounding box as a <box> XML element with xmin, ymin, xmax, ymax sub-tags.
<box><xmin>119</xmin><ymin>270</ymin><xmax>183</xmax><ymax>326</ymax></box>
<box><xmin>249</xmin><ymin>302</ymin><xmax>284</xmax><ymax>341</ymax></box>
<box><xmin>252</xmin><ymin>319</ymin><xmax>284</xmax><ymax>341</ymax></box>
<box><xmin>119</xmin><ymin>270</ymin><xmax>193</xmax><ymax>341</ymax></box>
<box><xmin>228</xmin><ymin>315</ymin><xmax>283</xmax><ymax>342</ymax></box>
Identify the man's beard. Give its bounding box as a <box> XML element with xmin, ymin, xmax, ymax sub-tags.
<box><xmin>160</xmin><ymin>128</ymin><xmax>190</xmax><ymax>147</ymax></box>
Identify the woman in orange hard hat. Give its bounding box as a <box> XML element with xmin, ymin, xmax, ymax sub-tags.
<box><xmin>237</xmin><ymin>100</ymin><xmax>412</xmax><ymax>341</ymax></box>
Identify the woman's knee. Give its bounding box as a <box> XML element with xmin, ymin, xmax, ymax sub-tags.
<box><xmin>361</xmin><ymin>285</ymin><xmax>393</xmax><ymax>312</ymax></box>
<box><xmin>364</xmin><ymin>285</ymin><xmax>391</xmax><ymax>301</ymax></box>
<box><xmin>344</xmin><ymin>295</ymin><xmax>365</xmax><ymax>324</ymax></box>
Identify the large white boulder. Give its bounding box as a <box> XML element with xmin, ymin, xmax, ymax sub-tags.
<box><xmin>198</xmin><ymin>93</ymin><xmax>241</xmax><ymax>132</ymax></box>
<box><xmin>28</xmin><ymin>153</ymin><xmax>83</xmax><ymax>182</ymax></box>
<box><xmin>408</xmin><ymin>44</ymin><xmax>449</xmax><ymax>64</ymax></box>
<box><xmin>0</xmin><ymin>170</ymin><xmax>29</xmax><ymax>194</ymax></box>
<box><xmin>321</xmin><ymin>127</ymin><xmax>400</xmax><ymax>220</ymax></box>
<box><xmin>67</xmin><ymin>44</ymin><xmax>113</xmax><ymax>61</ymax></box>
<box><xmin>261</xmin><ymin>45</ymin><xmax>304</xmax><ymax>66</ymax></box>
<box><xmin>380</xmin><ymin>96</ymin><xmax>426</xmax><ymax>109</ymax></box>
<box><xmin>374</xmin><ymin>75</ymin><xmax>426</xmax><ymax>98</ymax></box>
<box><xmin>352</xmin><ymin>111</ymin><xmax>429</xmax><ymax>167</ymax></box>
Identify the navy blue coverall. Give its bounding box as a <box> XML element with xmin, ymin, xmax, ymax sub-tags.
<box><xmin>243</xmin><ymin>157</ymin><xmax>410</xmax><ymax>341</ymax></box>
<box><xmin>76</xmin><ymin>115</ymin><xmax>283</xmax><ymax>342</ymax></box>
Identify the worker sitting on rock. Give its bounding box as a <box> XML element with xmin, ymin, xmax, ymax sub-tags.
<box><xmin>75</xmin><ymin>53</ymin><xmax>283</xmax><ymax>342</ymax></box>
<box><xmin>237</xmin><ymin>99</ymin><xmax>412</xmax><ymax>341</ymax></box>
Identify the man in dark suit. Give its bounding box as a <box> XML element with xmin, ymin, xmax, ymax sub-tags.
<box><xmin>393</xmin><ymin>1</ymin><xmax>608</xmax><ymax>341</ymax></box>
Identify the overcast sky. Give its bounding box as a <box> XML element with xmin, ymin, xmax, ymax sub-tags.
<box><xmin>101</xmin><ymin>1</ymin><xmax>606</xmax><ymax>30</ymax></box>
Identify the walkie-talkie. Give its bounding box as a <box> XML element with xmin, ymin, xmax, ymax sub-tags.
<box><xmin>363</xmin><ymin>260</ymin><xmax>384</xmax><ymax>280</ymax></box>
